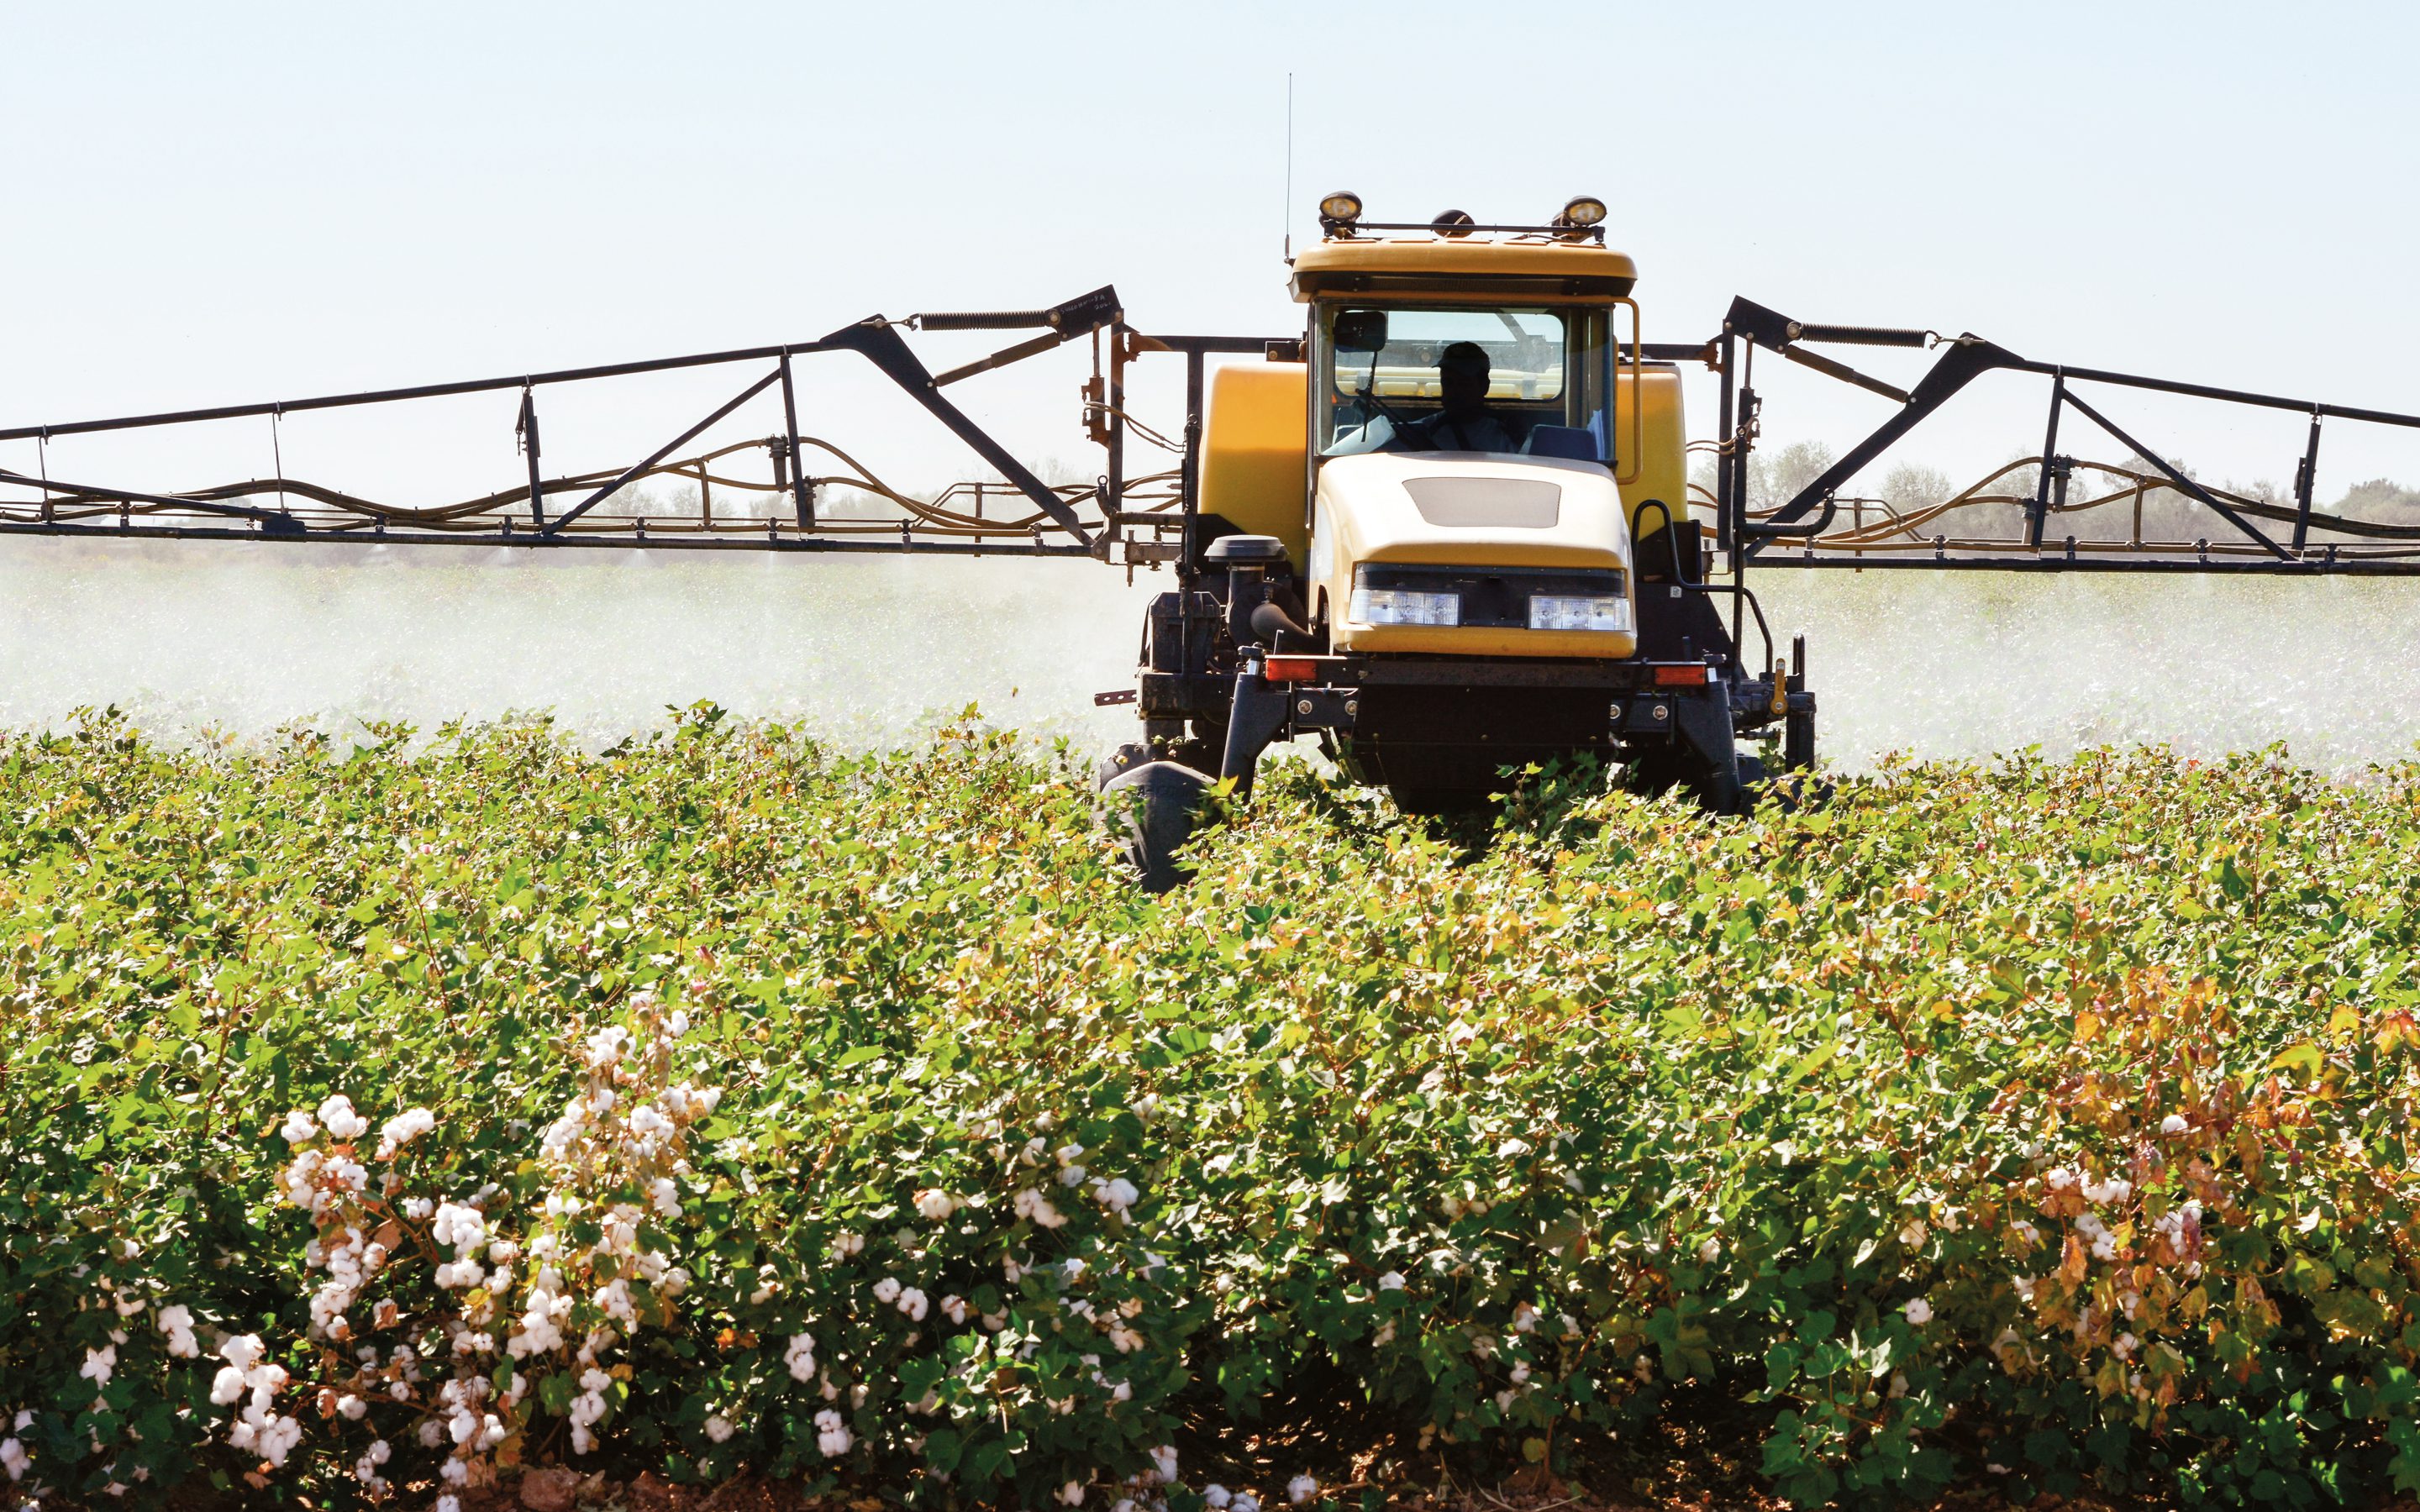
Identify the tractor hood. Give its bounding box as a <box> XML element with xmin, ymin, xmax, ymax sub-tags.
<box><xmin>1308</xmin><ymin>452</ymin><xmax>1637</xmax><ymax>657</ymax></box>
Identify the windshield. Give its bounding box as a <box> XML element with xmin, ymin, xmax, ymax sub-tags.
<box><xmin>1315</xmin><ymin>304</ymin><xmax>1607</xmax><ymax>462</ymax></box>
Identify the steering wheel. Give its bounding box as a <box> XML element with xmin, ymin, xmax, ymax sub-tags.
<box><xmin>1351</xmin><ymin>369</ymin><xmax>1421</xmax><ymax>449</ymax></box>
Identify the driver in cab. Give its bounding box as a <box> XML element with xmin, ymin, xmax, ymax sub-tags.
<box><xmin>1407</xmin><ymin>341</ymin><xmax>1516</xmax><ymax>453</ymax></box>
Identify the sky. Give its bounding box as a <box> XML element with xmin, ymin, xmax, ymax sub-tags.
<box><xmin>8</xmin><ymin>0</ymin><xmax>2420</xmax><ymax>512</ymax></box>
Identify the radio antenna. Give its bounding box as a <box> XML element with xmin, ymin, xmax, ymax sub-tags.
<box><xmin>1283</xmin><ymin>73</ymin><xmax>1294</xmax><ymax>261</ymax></box>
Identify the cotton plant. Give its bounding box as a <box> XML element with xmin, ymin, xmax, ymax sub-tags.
<box><xmin>220</xmin><ymin>987</ymin><xmax>719</xmax><ymax>1491</ymax></box>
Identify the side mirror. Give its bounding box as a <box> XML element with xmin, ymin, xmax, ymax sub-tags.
<box><xmin>1331</xmin><ymin>309</ymin><xmax>1388</xmax><ymax>353</ymax></box>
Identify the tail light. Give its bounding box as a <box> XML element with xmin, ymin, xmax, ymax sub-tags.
<box><xmin>1263</xmin><ymin>656</ymin><xmax>1321</xmax><ymax>682</ymax></box>
<box><xmin>1649</xmin><ymin>663</ymin><xmax>1709</xmax><ymax>688</ymax></box>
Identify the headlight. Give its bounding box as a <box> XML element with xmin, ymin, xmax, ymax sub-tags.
<box><xmin>1528</xmin><ymin>593</ymin><xmax>1631</xmax><ymax>633</ymax></box>
<box><xmin>1350</xmin><ymin>585</ymin><xmax>1460</xmax><ymax>627</ymax></box>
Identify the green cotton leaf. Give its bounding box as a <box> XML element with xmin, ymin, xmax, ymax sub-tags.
<box><xmin>2273</xmin><ymin>1042</ymin><xmax>2324</xmax><ymax>1079</ymax></box>
<box><xmin>833</xmin><ymin>1044</ymin><xmax>889</xmax><ymax>1070</ymax></box>
<box><xmin>923</xmin><ymin>1427</ymin><xmax>963</xmax><ymax>1473</ymax></box>
<box><xmin>1779</xmin><ymin>1041</ymin><xmax>1838</xmax><ymax>1090</ymax></box>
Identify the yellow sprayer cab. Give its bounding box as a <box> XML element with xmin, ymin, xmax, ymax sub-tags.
<box><xmin>1110</xmin><ymin>197</ymin><xmax>1796</xmax><ymax>878</ymax></box>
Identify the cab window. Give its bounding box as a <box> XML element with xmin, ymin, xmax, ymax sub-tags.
<box><xmin>1315</xmin><ymin>305</ymin><xmax>1608</xmax><ymax>462</ymax></box>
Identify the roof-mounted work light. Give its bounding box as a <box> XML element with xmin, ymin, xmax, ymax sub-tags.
<box><xmin>1318</xmin><ymin>191</ymin><xmax>1365</xmax><ymax>234</ymax></box>
<box><xmin>1431</xmin><ymin>208</ymin><xmax>1476</xmax><ymax>238</ymax></box>
<box><xmin>1553</xmin><ymin>195</ymin><xmax>1608</xmax><ymax>236</ymax></box>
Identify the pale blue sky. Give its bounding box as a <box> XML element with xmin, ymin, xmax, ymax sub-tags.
<box><xmin>7</xmin><ymin>0</ymin><xmax>2418</xmax><ymax>505</ymax></box>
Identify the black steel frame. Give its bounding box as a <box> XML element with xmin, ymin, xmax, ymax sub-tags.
<box><xmin>0</xmin><ymin>291</ymin><xmax>1164</xmax><ymax>559</ymax></box>
<box><xmin>1711</xmin><ymin>295</ymin><xmax>2420</xmax><ymax>575</ymax></box>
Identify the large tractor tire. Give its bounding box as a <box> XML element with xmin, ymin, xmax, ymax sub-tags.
<box><xmin>1098</xmin><ymin>759</ymin><xmax>1212</xmax><ymax>894</ymax></box>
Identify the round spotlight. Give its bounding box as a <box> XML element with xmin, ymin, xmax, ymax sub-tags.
<box><xmin>1318</xmin><ymin>190</ymin><xmax>1364</xmax><ymax>225</ymax></box>
<box><xmin>1557</xmin><ymin>195</ymin><xmax>1608</xmax><ymax>228</ymax></box>
<box><xmin>1431</xmin><ymin>208</ymin><xmax>1476</xmax><ymax>238</ymax></box>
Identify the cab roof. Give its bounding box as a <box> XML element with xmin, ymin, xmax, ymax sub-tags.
<box><xmin>1291</xmin><ymin>234</ymin><xmax>1639</xmax><ymax>302</ymax></box>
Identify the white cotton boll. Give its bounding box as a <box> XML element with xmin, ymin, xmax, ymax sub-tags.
<box><xmin>1060</xmin><ymin>1165</ymin><xmax>1087</xmax><ymax>1188</ymax></box>
<box><xmin>1377</xmin><ymin>1271</ymin><xmax>1405</xmax><ymax>1291</ymax></box>
<box><xmin>1057</xmin><ymin>1480</ymin><xmax>1086</xmax><ymax>1505</ymax></box>
<box><xmin>280</xmin><ymin>1110</ymin><xmax>318</xmax><ymax>1145</ymax></box>
<box><xmin>2</xmin><ymin>1437</ymin><xmax>29</xmax><ymax>1483</ymax></box>
<box><xmin>2084</xmin><ymin>1176</ymin><xmax>2133</xmax><ymax>1206</ymax></box>
<box><xmin>584</xmin><ymin>1026</ymin><xmax>628</xmax><ymax>1068</ymax></box>
<box><xmin>258</xmin><ymin>1413</ymin><xmax>303</xmax><ymax>1467</ymax></box>
<box><xmin>649</xmin><ymin>1177</ymin><xmax>680</xmax><ymax>1218</ymax></box>
<box><xmin>418</xmin><ymin>1419</ymin><xmax>445</xmax><ymax>1448</ymax></box>
<box><xmin>705</xmin><ymin>1415</ymin><xmax>734</xmax><ymax>1443</ymax></box>
<box><xmin>1899</xmin><ymin>1219</ymin><xmax>1928</xmax><ymax>1249</ymax></box>
<box><xmin>915</xmin><ymin>1189</ymin><xmax>956</xmax><ymax>1221</ymax></box>
<box><xmin>785</xmin><ymin>1334</ymin><xmax>818</xmax><ymax>1383</ymax></box>
<box><xmin>1203</xmin><ymin>1486</ymin><xmax>1233</xmax><ymax>1509</ymax></box>
<box><xmin>899</xmin><ymin>1288</ymin><xmax>929</xmax><ymax>1321</ymax></box>
<box><xmin>873</xmin><ymin>1277</ymin><xmax>902</xmax><ymax>1305</ymax></box>
<box><xmin>695</xmin><ymin>1087</ymin><xmax>722</xmax><ymax>1114</ymax></box>
<box><xmin>1697</xmin><ymin>1236</ymin><xmax>1722</xmax><ymax>1263</ymax></box>
<box><xmin>376</xmin><ymin>1107</ymin><xmax>436</xmax><ymax>1158</ymax></box>
<box><xmin>814</xmin><ymin>1408</ymin><xmax>853</xmax><ymax>1457</ymax></box>
<box><xmin>1509</xmin><ymin>1362</ymin><xmax>1531</xmax><ymax>1384</ymax></box>
<box><xmin>80</xmin><ymin>1345</ymin><xmax>116</xmax><ymax>1386</ymax></box>
<box><xmin>337</xmin><ymin>1394</ymin><xmax>366</xmax><ymax>1420</ymax></box>
<box><xmin>368</xmin><ymin>1439</ymin><xmax>391</xmax><ymax>1465</ymax></box>
<box><xmin>940</xmin><ymin>1294</ymin><xmax>968</xmax><ymax>1326</ymax></box>
<box><xmin>2161</xmin><ymin>1113</ymin><xmax>2191</xmax><ymax>1135</ymax></box>
<box><xmin>436</xmin><ymin>1497</ymin><xmax>461</xmax><ymax>1512</ymax></box>
<box><xmin>1151</xmin><ymin>1445</ymin><xmax>1179</xmax><ymax>1483</ymax></box>
<box><xmin>1289</xmin><ymin>1474</ymin><xmax>1320</xmax><ymax>1504</ymax></box>
<box><xmin>219</xmin><ymin>1333</ymin><xmax>266</xmax><ymax>1373</ymax></box>
<box><xmin>1095</xmin><ymin>1178</ymin><xmax>1139</xmax><ymax>1214</ymax></box>
<box><xmin>1510</xmin><ymin>1303</ymin><xmax>1538</xmax><ymax>1333</ymax></box>
<box><xmin>1903</xmin><ymin>1297</ymin><xmax>1933</xmax><ymax>1326</ymax></box>
<box><xmin>318</xmin><ymin>1095</ymin><xmax>370</xmax><ymax>1142</ymax></box>
<box><xmin>669</xmin><ymin>1009</ymin><xmax>690</xmax><ymax>1037</ymax></box>
<box><xmin>1233</xmin><ymin>1494</ymin><xmax>1262</xmax><ymax>1512</ymax></box>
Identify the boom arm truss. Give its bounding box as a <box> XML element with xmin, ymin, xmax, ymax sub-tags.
<box><xmin>1706</xmin><ymin>297</ymin><xmax>2420</xmax><ymax>575</ymax></box>
<box><xmin>0</xmin><ymin>286</ymin><xmax>1215</xmax><ymax>561</ymax></box>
